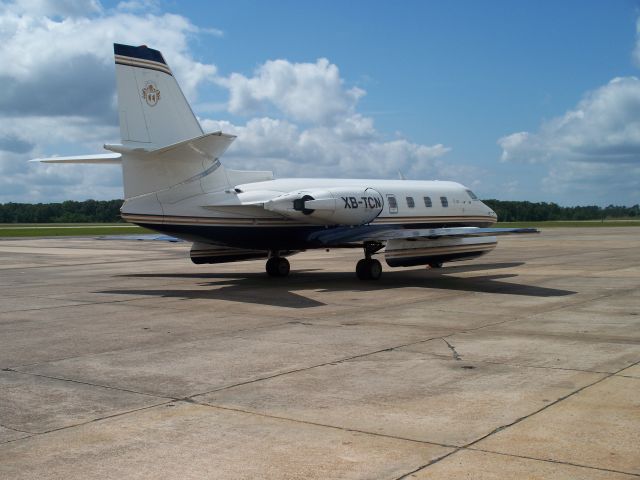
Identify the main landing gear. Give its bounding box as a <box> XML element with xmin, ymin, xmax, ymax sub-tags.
<box><xmin>356</xmin><ymin>242</ymin><xmax>384</xmax><ymax>280</ymax></box>
<box><xmin>266</xmin><ymin>254</ymin><xmax>290</xmax><ymax>277</ymax></box>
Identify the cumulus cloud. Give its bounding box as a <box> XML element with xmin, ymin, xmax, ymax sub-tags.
<box><xmin>499</xmin><ymin>77</ymin><xmax>640</xmax><ymax>164</ymax></box>
<box><xmin>0</xmin><ymin>1</ymin><xmax>220</xmax><ymax>202</ymax></box>
<box><xmin>202</xmin><ymin>55</ymin><xmax>452</xmax><ymax>181</ymax></box>
<box><xmin>202</xmin><ymin>115</ymin><xmax>450</xmax><ymax>180</ymax></box>
<box><xmin>0</xmin><ymin>1</ymin><xmax>216</xmax><ymax>115</ymax></box>
<box><xmin>216</xmin><ymin>58</ymin><xmax>365</xmax><ymax>124</ymax></box>
<box><xmin>0</xmin><ymin>2</ymin><xmax>454</xmax><ymax>203</ymax></box>
<box><xmin>1</xmin><ymin>0</ymin><xmax>103</xmax><ymax>17</ymax></box>
<box><xmin>498</xmin><ymin>76</ymin><xmax>640</xmax><ymax>203</ymax></box>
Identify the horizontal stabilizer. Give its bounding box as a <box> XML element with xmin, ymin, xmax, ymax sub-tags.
<box><xmin>30</xmin><ymin>153</ymin><xmax>122</xmax><ymax>164</ymax></box>
<box><xmin>104</xmin><ymin>131</ymin><xmax>235</xmax><ymax>159</ymax></box>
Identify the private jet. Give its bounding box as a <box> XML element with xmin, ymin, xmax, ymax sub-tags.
<box><xmin>33</xmin><ymin>44</ymin><xmax>536</xmax><ymax>280</ymax></box>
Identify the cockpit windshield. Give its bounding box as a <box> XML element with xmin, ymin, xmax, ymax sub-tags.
<box><xmin>465</xmin><ymin>189</ymin><xmax>478</xmax><ymax>200</ymax></box>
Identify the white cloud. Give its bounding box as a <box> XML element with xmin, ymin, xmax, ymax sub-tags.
<box><xmin>499</xmin><ymin>77</ymin><xmax>640</xmax><ymax>165</ymax></box>
<box><xmin>0</xmin><ymin>4</ymin><xmax>218</xmax><ymax>104</ymax></box>
<box><xmin>0</xmin><ymin>3</ymin><xmax>222</xmax><ymax>202</ymax></box>
<box><xmin>1</xmin><ymin>0</ymin><xmax>103</xmax><ymax>17</ymax></box>
<box><xmin>202</xmin><ymin>115</ymin><xmax>451</xmax><ymax>179</ymax></box>
<box><xmin>217</xmin><ymin>58</ymin><xmax>365</xmax><ymax>124</ymax></box>
<box><xmin>498</xmin><ymin>76</ymin><xmax>640</xmax><ymax>204</ymax></box>
<box><xmin>0</xmin><ymin>3</ymin><xmax>456</xmax><ymax>203</ymax></box>
<box><xmin>203</xmin><ymin>55</ymin><xmax>452</xmax><ymax>181</ymax></box>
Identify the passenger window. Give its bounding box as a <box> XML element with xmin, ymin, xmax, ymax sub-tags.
<box><xmin>440</xmin><ymin>196</ymin><xmax>448</xmax><ymax>207</ymax></box>
<box><xmin>387</xmin><ymin>195</ymin><xmax>398</xmax><ymax>214</ymax></box>
<box><xmin>423</xmin><ymin>196</ymin><xmax>432</xmax><ymax>207</ymax></box>
<box><xmin>465</xmin><ymin>189</ymin><xmax>478</xmax><ymax>200</ymax></box>
<box><xmin>406</xmin><ymin>196</ymin><xmax>415</xmax><ymax>208</ymax></box>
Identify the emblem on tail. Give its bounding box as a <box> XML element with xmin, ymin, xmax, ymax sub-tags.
<box><xmin>141</xmin><ymin>82</ymin><xmax>161</xmax><ymax>106</ymax></box>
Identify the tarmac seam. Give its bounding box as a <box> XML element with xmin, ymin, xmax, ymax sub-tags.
<box><xmin>3</xmin><ymin>318</ymin><xmax>298</xmax><ymax>370</ymax></box>
<box><xmin>467</xmin><ymin>359</ymin><xmax>640</xmax><ymax>448</ymax></box>
<box><xmin>188</xmin><ymin>333</ymin><xmax>456</xmax><ymax>399</ymax></box>
<box><xmin>0</xmin><ymin>423</ymin><xmax>32</xmax><ymax>434</ymax></box>
<box><xmin>398</xmin><ymin>358</ymin><xmax>640</xmax><ymax>478</ymax></box>
<box><xmin>394</xmin><ymin>448</ymin><xmax>464</xmax><ymax>479</ymax></box>
<box><xmin>10</xmin><ymin>402</ymin><xmax>173</xmax><ymax>438</ymax></box>
<box><xmin>191</xmin><ymin>400</ymin><xmax>457</xmax><ymax>450</ymax></box>
<box><xmin>466</xmin><ymin>447</ymin><xmax>640</xmax><ymax>478</ymax></box>
<box><xmin>3</xmin><ymin>367</ymin><xmax>172</xmax><ymax>400</ymax></box>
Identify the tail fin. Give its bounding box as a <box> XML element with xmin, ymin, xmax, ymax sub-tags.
<box><xmin>33</xmin><ymin>44</ymin><xmax>245</xmax><ymax>206</ymax></box>
<box><xmin>114</xmin><ymin>44</ymin><xmax>203</xmax><ymax>148</ymax></box>
<box><xmin>112</xmin><ymin>44</ymin><xmax>237</xmax><ymax>202</ymax></box>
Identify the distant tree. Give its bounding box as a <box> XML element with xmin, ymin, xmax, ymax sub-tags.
<box><xmin>0</xmin><ymin>200</ymin><xmax>124</xmax><ymax>223</ymax></box>
<box><xmin>483</xmin><ymin>200</ymin><xmax>638</xmax><ymax>222</ymax></box>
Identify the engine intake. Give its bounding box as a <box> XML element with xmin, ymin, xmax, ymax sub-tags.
<box><xmin>264</xmin><ymin>187</ymin><xmax>384</xmax><ymax>225</ymax></box>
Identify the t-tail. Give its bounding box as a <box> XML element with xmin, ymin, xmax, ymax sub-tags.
<box><xmin>32</xmin><ymin>43</ymin><xmax>240</xmax><ymax>204</ymax></box>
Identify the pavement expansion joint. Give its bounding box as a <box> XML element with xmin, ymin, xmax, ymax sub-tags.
<box><xmin>194</xmin><ymin>400</ymin><xmax>456</xmax><ymax>450</ymax></box>
<box><xmin>468</xmin><ymin>360</ymin><xmax>639</xmax><ymax>442</ymax></box>
<box><xmin>0</xmin><ymin>423</ymin><xmax>32</xmax><ymax>434</ymax></box>
<box><xmin>397</xmin><ymin>358</ymin><xmax>640</xmax><ymax>477</ymax></box>
<box><xmin>394</xmin><ymin>448</ymin><xmax>464</xmax><ymax>480</ymax></box>
<box><xmin>189</xmin><ymin>333</ymin><xmax>448</xmax><ymax>399</ymax></box>
<box><xmin>466</xmin><ymin>447</ymin><xmax>640</xmax><ymax>478</ymax></box>
<box><xmin>7</xmin><ymin>368</ymin><xmax>172</xmax><ymax>400</ymax></box>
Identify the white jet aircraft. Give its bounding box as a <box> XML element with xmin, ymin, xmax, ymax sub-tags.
<box><xmin>34</xmin><ymin>44</ymin><xmax>537</xmax><ymax>280</ymax></box>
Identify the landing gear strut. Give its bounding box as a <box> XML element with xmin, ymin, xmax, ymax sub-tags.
<box><xmin>356</xmin><ymin>241</ymin><xmax>384</xmax><ymax>280</ymax></box>
<box><xmin>266</xmin><ymin>254</ymin><xmax>290</xmax><ymax>277</ymax></box>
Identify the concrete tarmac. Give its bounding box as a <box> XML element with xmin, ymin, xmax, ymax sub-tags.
<box><xmin>0</xmin><ymin>228</ymin><xmax>638</xmax><ymax>479</ymax></box>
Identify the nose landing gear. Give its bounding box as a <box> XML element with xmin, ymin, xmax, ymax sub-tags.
<box><xmin>356</xmin><ymin>241</ymin><xmax>384</xmax><ymax>280</ymax></box>
<box><xmin>266</xmin><ymin>254</ymin><xmax>290</xmax><ymax>277</ymax></box>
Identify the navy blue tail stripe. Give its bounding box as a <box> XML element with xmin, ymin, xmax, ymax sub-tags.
<box><xmin>114</xmin><ymin>43</ymin><xmax>166</xmax><ymax>65</ymax></box>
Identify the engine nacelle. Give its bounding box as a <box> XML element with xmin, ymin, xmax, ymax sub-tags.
<box><xmin>264</xmin><ymin>187</ymin><xmax>384</xmax><ymax>225</ymax></box>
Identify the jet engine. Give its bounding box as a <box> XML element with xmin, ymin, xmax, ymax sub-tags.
<box><xmin>264</xmin><ymin>187</ymin><xmax>384</xmax><ymax>225</ymax></box>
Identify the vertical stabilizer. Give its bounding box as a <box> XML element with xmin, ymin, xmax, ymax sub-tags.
<box><xmin>114</xmin><ymin>44</ymin><xmax>203</xmax><ymax>149</ymax></box>
<box><xmin>112</xmin><ymin>44</ymin><xmax>237</xmax><ymax>202</ymax></box>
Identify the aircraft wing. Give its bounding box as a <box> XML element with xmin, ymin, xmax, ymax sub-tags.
<box><xmin>30</xmin><ymin>153</ymin><xmax>122</xmax><ymax>164</ymax></box>
<box><xmin>308</xmin><ymin>226</ymin><xmax>538</xmax><ymax>246</ymax></box>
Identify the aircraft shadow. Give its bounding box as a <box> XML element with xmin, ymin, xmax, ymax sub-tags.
<box><xmin>100</xmin><ymin>262</ymin><xmax>575</xmax><ymax>309</ymax></box>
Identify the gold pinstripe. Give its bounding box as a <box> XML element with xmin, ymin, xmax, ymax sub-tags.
<box><xmin>115</xmin><ymin>55</ymin><xmax>172</xmax><ymax>75</ymax></box>
<box><xmin>122</xmin><ymin>213</ymin><xmax>496</xmax><ymax>227</ymax></box>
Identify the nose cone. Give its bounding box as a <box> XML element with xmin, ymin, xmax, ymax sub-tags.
<box><xmin>480</xmin><ymin>202</ymin><xmax>498</xmax><ymax>222</ymax></box>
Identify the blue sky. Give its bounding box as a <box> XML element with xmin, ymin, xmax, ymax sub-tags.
<box><xmin>1</xmin><ymin>0</ymin><xmax>639</xmax><ymax>205</ymax></box>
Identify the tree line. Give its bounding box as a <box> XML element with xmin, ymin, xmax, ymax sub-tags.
<box><xmin>483</xmin><ymin>200</ymin><xmax>640</xmax><ymax>222</ymax></box>
<box><xmin>0</xmin><ymin>199</ymin><xmax>638</xmax><ymax>223</ymax></box>
<box><xmin>0</xmin><ymin>200</ymin><xmax>123</xmax><ymax>223</ymax></box>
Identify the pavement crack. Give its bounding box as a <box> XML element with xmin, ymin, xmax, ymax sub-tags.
<box><xmin>399</xmin><ymin>358</ymin><xmax>640</xmax><ymax>478</ymax></box>
<box><xmin>441</xmin><ymin>338</ymin><xmax>462</xmax><ymax>361</ymax></box>
<box><xmin>394</xmin><ymin>448</ymin><xmax>463</xmax><ymax>480</ymax></box>
<box><xmin>0</xmin><ymin>423</ymin><xmax>32</xmax><ymax>434</ymax></box>
<box><xmin>6</xmin><ymin>369</ymin><xmax>170</xmax><ymax>400</ymax></box>
<box><xmin>464</xmin><ymin>359</ymin><xmax>640</xmax><ymax>451</ymax></box>
<box><xmin>189</xmin><ymin>334</ymin><xmax>448</xmax><ymax>399</ymax></box>
<box><xmin>467</xmin><ymin>448</ymin><xmax>640</xmax><ymax>478</ymax></box>
<box><xmin>191</xmin><ymin>400</ymin><xmax>455</xmax><ymax>451</ymax></box>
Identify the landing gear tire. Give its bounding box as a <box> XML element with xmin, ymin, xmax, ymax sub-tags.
<box><xmin>356</xmin><ymin>258</ymin><xmax>382</xmax><ymax>280</ymax></box>
<box><xmin>266</xmin><ymin>256</ymin><xmax>290</xmax><ymax>277</ymax></box>
<box><xmin>428</xmin><ymin>262</ymin><xmax>443</xmax><ymax>269</ymax></box>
